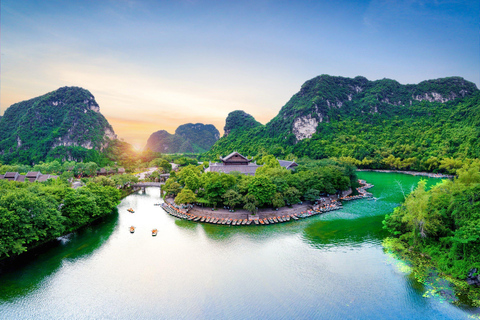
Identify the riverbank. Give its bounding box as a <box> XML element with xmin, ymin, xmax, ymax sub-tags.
<box><xmin>160</xmin><ymin>179</ymin><xmax>374</xmax><ymax>225</ymax></box>
<box><xmin>357</xmin><ymin>169</ymin><xmax>454</xmax><ymax>179</ymax></box>
<box><xmin>383</xmin><ymin>238</ymin><xmax>480</xmax><ymax>307</ymax></box>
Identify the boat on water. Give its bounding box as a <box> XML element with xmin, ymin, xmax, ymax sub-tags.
<box><xmin>130</xmin><ymin>226</ymin><xmax>135</xmax><ymax>233</ymax></box>
<box><xmin>127</xmin><ymin>208</ymin><xmax>135</xmax><ymax>213</ymax></box>
<box><xmin>152</xmin><ymin>229</ymin><xmax>158</xmax><ymax>236</ymax></box>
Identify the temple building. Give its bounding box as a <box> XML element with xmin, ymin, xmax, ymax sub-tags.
<box><xmin>206</xmin><ymin>152</ymin><xmax>260</xmax><ymax>175</ymax></box>
<box><xmin>205</xmin><ymin>151</ymin><xmax>298</xmax><ymax>176</ymax></box>
<box><xmin>0</xmin><ymin>171</ymin><xmax>58</xmax><ymax>182</ymax></box>
<box><xmin>278</xmin><ymin>160</ymin><xmax>298</xmax><ymax>170</ymax></box>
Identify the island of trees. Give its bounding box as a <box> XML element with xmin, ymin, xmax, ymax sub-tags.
<box><xmin>164</xmin><ymin>155</ymin><xmax>356</xmax><ymax>213</ymax></box>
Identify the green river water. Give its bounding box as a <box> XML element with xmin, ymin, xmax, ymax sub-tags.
<box><xmin>0</xmin><ymin>172</ymin><xmax>479</xmax><ymax>319</ymax></box>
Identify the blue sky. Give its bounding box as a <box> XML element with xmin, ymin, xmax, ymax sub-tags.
<box><xmin>1</xmin><ymin>0</ymin><xmax>479</xmax><ymax>148</ymax></box>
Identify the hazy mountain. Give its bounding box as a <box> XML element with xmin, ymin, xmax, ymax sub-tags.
<box><xmin>145</xmin><ymin>123</ymin><xmax>220</xmax><ymax>153</ymax></box>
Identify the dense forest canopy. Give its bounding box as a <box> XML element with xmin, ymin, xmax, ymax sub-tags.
<box><xmin>206</xmin><ymin>75</ymin><xmax>479</xmax><ymax>173</ymax></box>
<box><xmin>0</xmin><ymin>179</ymin><xmax>120</xmax><ymax>259</ymax></box>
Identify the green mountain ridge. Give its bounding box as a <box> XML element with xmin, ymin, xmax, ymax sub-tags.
<box><xmin>145</xmin><ymin>123</ymin><xmax>220</xmax><ymax>153</ymax></box>
<box><xmin>206</xmin><ymin>75</ymin><xmax>480</xmax><ymax>171</ymax></box>
<box><xmin>223</xmin><ymin>110</ymin><xmax>262</xmax><ymax>137</ymax></box>
<box><xmin>0</xmin><ymin>87</ymin><xmax>117</xmax><ymax>164</ymax></box>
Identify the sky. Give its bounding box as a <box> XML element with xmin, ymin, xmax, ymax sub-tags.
<box><xmin>1</xmin><ymin>0</ymin><xmax>479</xmax><ymax>149</ymax></box>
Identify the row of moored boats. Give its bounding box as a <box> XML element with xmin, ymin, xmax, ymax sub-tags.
<box><xmin>161</xmin><ymin>201</ymin><xmax>342</xmax><ymax>225</ymax></box>
<box><xmin>159</xmin><ymin>179</ymin><xmax>374</xmax><ymax>226</ymax></box>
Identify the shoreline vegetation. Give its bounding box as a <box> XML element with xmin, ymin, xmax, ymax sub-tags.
<box><xmin>161</xmin><ymin>179</ymin><xmax>373</xmax><ymax>225</ymax></box>
<box><xmin>0</xmin><ymin>179</ymin><xmax>121</xmax><ymax>261</ymax></box>
<box><xmin>382</xmin><ymin>165</ymin><xmax>480</xmax><ymax>306</ymax></box>
<box><xmin>162</xmin><ymin>156</ymin><xmax>359</xmax><ymax>217</ymax></box>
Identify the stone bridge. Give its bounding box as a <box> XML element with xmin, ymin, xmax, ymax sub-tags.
<box><xmin>132</xmin><ymin>182</ymin><xmax>164</xmax><ymax>188</ymax></box>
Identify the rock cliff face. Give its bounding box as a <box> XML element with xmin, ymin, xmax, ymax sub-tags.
<box><xmin>145</xmin><ymin>123</ymin><xmax>219</xmax><ymax>153</ymax></box>
<box><xmin>0</xmin><ymin>86</ymin><xmax>117</xmax><ymax>164</ymax></box>
<box><xmin>269</xmin><ymin>75</ymin><xmax>477</xmax><ymax>142</ymax></box>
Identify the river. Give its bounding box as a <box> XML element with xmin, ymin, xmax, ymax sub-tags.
<box><xmin>0</xmin><ymin>172</ymin><xmax>478</xmax><ymax>319</ymax></box>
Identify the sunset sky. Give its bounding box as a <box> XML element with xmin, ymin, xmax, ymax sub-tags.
<box><xmin>1</xmin><ymin>0</ymin><xmax>479</xmax><ymax>149</ymax></box>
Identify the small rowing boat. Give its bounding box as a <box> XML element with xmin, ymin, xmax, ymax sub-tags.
<box><xmin>130</xmin><ymin>226</ymin><xmax>135</xmax><ymax>233</ymax></box>
<box><xmin>152</xmin><ymin>229</ymin><xmax>158</xmax><ymax>236</ymax></box>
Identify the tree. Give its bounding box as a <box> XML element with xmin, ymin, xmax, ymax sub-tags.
<box><xmin>243</xmin><ymin>194</ymin><xmax>259</xmax><ymax>214</ymax></box>
<box><xmin>62</xmin><ymin>189</ymin><xmax>99</xmax><ymax>229</ymax></box>
<box><xmin>304</xmin><ymin>188</ymin><xmax>320</xmax><ymax>202</ymax></box>
<box><xmin>284</xmin><ymin>187</ymin><xmax>301</xmax><ymax>205</ymax></box>
<box><xmin>92</xmin><ymin>176</ymin><xmax>116</xmax><ymax>187</ymax></box>
<box><xmin>272</xmin><ymin>192</ymin><xmax>285</xmax><ymax>208</ymax></box>
<box><xmin>175</xmin><ymin>188</ymin><xmax>196</xmax><ymax>205</ymax></box>
<box><xmin>150</xmin><ymin>158</ymin><xmax>172</xmax><ymax>173</ymax></box>
<box><xmin>256</xmin><ymin>154</ymin><xmax>281</xmax><ymax>176</ymax></box>
<box><xmin>248</xmin><ymin>176</ymin><xmax>276</xmax><ymax>207</ymax></box>
<box><xmin>222</xmin><ymin>189</ymin><xmax>243</xmax><ymax>210</ymax></box>
<box><xmin>162</xmin><ymin>178</ymin><xmax>181</xmax><ymax>197</ymax></box>
<box><xmin>0</xmin><ymin>188</ymin><xmax>65</xmax><ymax>256</ymax></box>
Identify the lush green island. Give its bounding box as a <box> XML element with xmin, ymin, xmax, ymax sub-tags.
<box><xmin>163</xmin><ymin>155</ymin><xmax>356</xmax><ymax>211</ymax></box>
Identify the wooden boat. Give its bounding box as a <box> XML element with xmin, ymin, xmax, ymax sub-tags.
<box><xmin>152</xmin><ymin>229</ymin><xmax>158</xmax><ymax>236</ymax></box>
<box><xmin>130</xmin><ymin>226</ymin><xmax>135</xmax><ymax>233</ymax></box>
<box><xmin>127</xmin><ymin>208</ymin><xmax>135</xmax><ymax>213</ymax></box>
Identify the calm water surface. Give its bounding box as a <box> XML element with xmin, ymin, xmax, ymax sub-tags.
<box><xmin>0</xmin><ymin>172</ymin><xmax>478</xmax><ymax>319</ymax></box>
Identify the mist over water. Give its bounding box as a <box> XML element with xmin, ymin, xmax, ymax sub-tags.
<box><xmin>0</xmin><ymin>172</ymin><xmax>476</xmax><ymax>319</ymax></box>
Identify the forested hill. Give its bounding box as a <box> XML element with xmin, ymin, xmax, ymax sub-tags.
<box><xmin>145</xmin><ymin>123</ymin><xmax>220</xmax><ymax>153</ymax></box>
<box><xmin>0</xmin><ymin>87</ymin><xmax>117</xmax><ymax>164</ymax></box>
<box><xmin>223</xmin><ymin>110</ymin><xmax>262</xmax><ymax>137</ymax></box>
<box><xmin>206</xmin><ymin>75</ymin><xmax>480</xmax><ymax>172</ymax></box>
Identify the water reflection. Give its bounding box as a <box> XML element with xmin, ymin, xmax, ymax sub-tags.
<box><xmin>303</xmin><ymin>214</ymin><xmax>387</xmax><ymax>249</ymax></box>
<box><xmin>0</xmin><ymin>212</ymin><xmax>118</xmax><ymax>301</ymax></box>
<box><xmin>0</xmin><ymin>173</ymin><xmax>476</xmax><ymax>320</ymax></box>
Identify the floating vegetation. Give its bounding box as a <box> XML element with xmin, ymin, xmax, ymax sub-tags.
<box><xmin>383</xmin><ymin>238</ymin><xmax>480</xmax><ymax>308</ymax></box>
